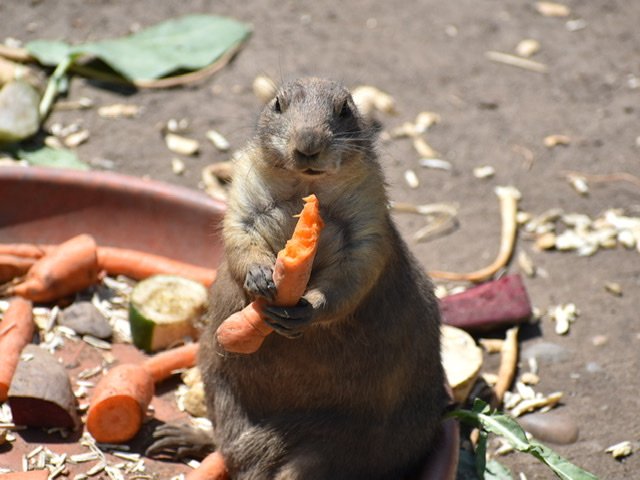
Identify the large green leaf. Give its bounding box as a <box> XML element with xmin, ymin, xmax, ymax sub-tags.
<box><xmin>26</xmin><ymin>14</ymin><xmax>251</xmax><ymax>81</ymax></box>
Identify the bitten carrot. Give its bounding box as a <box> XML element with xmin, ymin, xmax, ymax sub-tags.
<box><xmin>97</xmin><ymin>246</ymin><xmax>217</xmax><ymax>286</ymax></box>
<box><xmin>0</xmin><ymin>254</ymin><xmax>36</xmax><ymax>284</ymax></box>
<box><xmin>216</xmin><ymin>194</ymin><xmax>324</xmax><ymax>354</ymax></box>
<box><xmin>87</xmin><ymin>343</ymin><xmax>199</xmax><ymax>443</ymax></box>
<box><xmin>86</xmin><ymin>363</ymin><xmax>155</xmax><ymax>444</ymax></box>
<box><xmin>0</xmin><ymin>241</ymin><xmax>216</xmax><ymax>287</ymax></box>
<box><xmin>1</xmin><ymin>234</ymin><xmax>99</xmax><ymax>303</ymax></box>
<box><xmin>0</xmin><ymin>470</ymin><xmax>50</xmax><ymax>479</ymax></box>
<box><xmin>185</xmin><ymin>451</ymin><xmax>228</xmax><ymax>480</ymax></box>
<box><xmin>142</xmin><ymin>342</ymin><xmax>199</xmax><ymax>383</ymax></box>
<box><xmin>0</xmin><ymin>297</ymin><xmax>34</xmax><ymax>402</ymax></box>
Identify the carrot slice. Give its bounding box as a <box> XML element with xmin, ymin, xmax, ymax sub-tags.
<box><xmin>216</xmin><ymin>194</ymin><xmax>324</xmax><ymax>354</ymax></box>
<box><xmin>86</xmin><ymin>364</ymin><xmax>155</xmax><ymax>443</ymax></box>
<box><xmin>97</xmin><ymin>247</ymin><xmax>217</xmax><ymax>287</ymax></box>
<box><xmin>185</xmin><ymin>451</ymin><xmax>228</xmax><ymax>480</ymax></box>
<box><xmin>3</xmin><ymin>234</ymin><xmax>99</xmax><ymax>303</ymax></box>
<box><xmin>0</xmin><ymin>297</ymin><xmax>34</xmax><ymax>402</ymax></box>
<box><xmin>142</xmin><ymin>342</ymin><xmax>199</xmax><ymax>383</ymax></box>
<box><xmin>0</xmin><ymin>244</ymin><xmax>48</xmax><ymax>259</ymax></box>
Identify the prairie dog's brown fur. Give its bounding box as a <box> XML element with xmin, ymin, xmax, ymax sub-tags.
<box><xmin>199</xmin><ymin>77</ymin><xmax>446</xmax><ymax>479</ymax></box>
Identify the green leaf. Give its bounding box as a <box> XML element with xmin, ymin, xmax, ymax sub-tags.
<box><xmin>16</xmin><ymin>146</ymin><xmax>89</xmax><ymax>170</ymax></box>
<box><xmin>475</xmin><ymin>429</ymin><xmax>488</xmax><ymax>478</ymax></box>
<box><xmin>26</xmin><ymin>14</ymin><xmax>251</xmax><ymax>81</ymax></box>
<box><xmin>484</xmin><ymin>460</ymin><xmax>514</xmax><ymax>480</ymax></box>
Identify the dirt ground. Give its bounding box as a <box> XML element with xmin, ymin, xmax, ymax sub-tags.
<box><xmin>1</xmin><ymin>0</ymin><xmax>639</xmax><ymax>478</ymax></box>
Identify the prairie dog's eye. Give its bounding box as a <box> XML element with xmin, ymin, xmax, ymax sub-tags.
<box><xmin>339</xmin><ymin>101</ymin><xmax>352</xmax><ymax>119</ymax></box>
<box><xmin>274</xmin><ymin>97</ymin><xmax>282</xmax><ymax>113</ymax></box>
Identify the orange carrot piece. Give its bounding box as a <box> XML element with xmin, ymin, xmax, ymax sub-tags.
<box><xmin>142</xmin><ymin>342</ymin><xmax>199</xmax><ymax>383</ymax></box>
<box><xmin>97</xmin><ymin>246</ymin><xmax>217</xmax><ymax>286</ymax></box>
<box><xmin>0</xmin><ymin>243</ymin><xmax>48</xmax><ymax>259</ymax></box>
<box><xmin>86</xmin><ymin>363</ymin><xmax>155</xmax><ymax>443</ymax></box>
<box><xmin>0</xmin><ymin>297</ymin><xmax>34</xmax><ymax>403</ymax></box>
<box><xmin>0</xmin><ymin>470</ymin><xmax>50</xmax><ymax>479</ymax></box>
<box><xmin>216</xmin><ymin>194</ymin><xmax>324</xmax><ymax>354</ymax></box>
<box><xmin>185</xmin><ymin>451</ymin><xmax>229</xmax><ymax>480</ymax></box>
<box><xmin>0</xmin><ymin>254</ymin><xmax>36</xmax><ymax>283</ymax></box>
<box><xmin>3</xmin><ymin>234</ymin><xmax>99</xmax><ymax>303</ymax></box>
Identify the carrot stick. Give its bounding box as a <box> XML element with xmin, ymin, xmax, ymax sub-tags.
<box><xmin>216</xmin><ymin>194</ymin><xmax>324</xmax><ymax>354</ymax></box>
<box><xmin>186</xmin><ymin>451</ymin><xmax>229</xmax><ymax>480</ymax></box>
<box><xmin>0</xmin><ymin>470</ymin><xmax>50</xmax><ymax>479</ymax></box>
<box><xmin>0</xmin><ymin>244</ymin><xmax>48</xmax><ymax>259</ymax></box>
<box><xmin>1</xmin><ymin>234</ymin><xmax>99</xmax><ymax>303</ymax></box>
<box><xmin>86</xmin><ymin>363</ymin><xmax>155</xmax><ymax>443</ymax></box>
<box><xmin>142</xmin><ymin>342</ymin><xmax>199</xmax><ymax>383</ymax></box>
<box><xmin>0</xmin><ymin>297</ymin><xmax>34</xmax><ymax>403</ymax></box>
<box><xmin>0</xmin><ymin>254</ymin><xmax>36</xmax><ymax>284</ymax></box>
<box><xmin>87</xmin><ymin>343</ymin><xmax>199</xmax><ymax>443</ymax></box>
<box><xmin>97</xmin><ymin>246</ymin><xmax>217</xmax><ymax>287</ymax></box>
<box><xmin>0</xmin><ymin>241</ymin><xmax>217</xmax><ymax>287</ymax></box>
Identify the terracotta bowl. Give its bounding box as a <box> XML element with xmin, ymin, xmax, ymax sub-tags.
<box><xmin>0</xmin><ymin>166</ymin><xmax>458</xmax><ymax>479</ymax></box>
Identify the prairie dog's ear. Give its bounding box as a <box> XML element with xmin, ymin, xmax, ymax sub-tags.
<box><xmin>350</xmin><ymin>85</ymin><xmax>398</xmax><ymax>119</ymax></box>
<box><xmin>253</xmin><ymin>75</ymin><xmax>277</xmax><ymax>104</ymax></box>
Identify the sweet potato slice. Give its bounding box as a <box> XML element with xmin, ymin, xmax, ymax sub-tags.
<box><xmin>8</xmin><ymin>344</ymin><xmax>80</xmax><ymax>430</ymax></box>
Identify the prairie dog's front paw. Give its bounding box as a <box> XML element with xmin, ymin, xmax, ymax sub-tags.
<box><xmin>262</xmin><ymin>297</ymin><xmax>314</xmax><ymax>338</ymax></box>
<box><xmin>244</xmin><ymin>264</ymin><xmax>277</xmax><ymax>301</ymax></box>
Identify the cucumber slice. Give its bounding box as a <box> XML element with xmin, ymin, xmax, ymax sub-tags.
<box><xmin>129</xmin><ymin>274</ymin><xmax>208</xmax><ymax>352</ymax></box>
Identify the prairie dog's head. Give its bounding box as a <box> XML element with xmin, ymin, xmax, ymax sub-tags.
<box><xmin>256</xmin><ymin>78</ymin><xmax>373</xmax><ymax>177</ymax></box>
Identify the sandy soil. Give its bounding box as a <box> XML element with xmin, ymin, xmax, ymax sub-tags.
<box><xmin>1</xmin><ymin>0</ymin><xmax>639</xmax><ymax>478</ymax></box>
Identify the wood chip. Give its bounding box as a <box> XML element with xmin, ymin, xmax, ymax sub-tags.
<box><xmin>486</xmin><ymin>51</ymin><xmax>548</xmax><ymax>74</ymax></box>
<box><xmin>165</xmin><ymin>133</ymin><xmax>199</xmax><ymax>156</ymax></box>
<box><xmin>535</xmin><ymin>2</ymin><xmax>571</xmax><ymax>17</ymax></box>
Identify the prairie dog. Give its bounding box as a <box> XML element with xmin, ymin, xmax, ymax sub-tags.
<box><xmin>192</xmin><ymin>78</ymin><xmax>446</xmax><ymax>479</ymax></box>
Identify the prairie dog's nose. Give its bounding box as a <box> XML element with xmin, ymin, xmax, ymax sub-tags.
<box><xmin>293</xmin><ymin>128</ymin><xmax>329</xmax><ymax>160</ymax></box>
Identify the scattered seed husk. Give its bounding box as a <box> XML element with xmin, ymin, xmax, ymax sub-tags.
<box><xmin>473</xmin><ymin>165</ymin><xmax>495</xmax><ymax>179</ymax></box>
<box><xmin>516</xmin><ymin>39</ymin><xmax>541</xmax><ymax>58</ymax></box>
<box><xmin>535</xmin><ymin>1</ymin><xmax>571</xmax><ymax>17</ymax></box>
<box><xmin>605</xmin><ymin>441</ymin><xmax>633</xmax><ymax>459</ymax></box>
<box><xmin>165</xmin><ymin>133</ymin><xmax>199</xmax><ymax>156</ymax></box>
<box><xmin>166</xmin><ymin>118</ymin><xmax>189</xmax><ymax>133</ymax></box>
<box><xmin>414</xmin><ymin>111</ymin><xmax>440</xmax><ymax>133</ymax></box>
<box><xmin>517</xmin><ymin>250</ymin><xmax>536</xmax><ymax>277</ymax></box>
<box><xmin>201</xmin><ymin>166</ymin><xmax>228</xmax><ymax>202</ymax></box>
<box><xmin>98</xmin><ymin>104</ymin><xmax>140</xmax><ymax>119</ymax></box>
<box><xmin>566</xmin><ymin>173</ymin><xmax>589</xmax><ymax>195</ymax></box>
<box><xmin>55</xmin><ymin>97</ymin><xmax>94</xmax><ymax>111</ymax></box>
<box><xmin>509</xmin><ymin>391</ymin><xmax>563</xmax><ymax>417</ymax></box>
<box><xmin>604</xmin><ymin>282</ymin><xmax>623</xmax><ymax>297</ymax></box>
<box><xmin>592</xmin><ymin>334</ymin><xmax>608</xmax><ymax>347</ymax></box>
<box><xmin>64</xmin><ymin>129</ymin><xmax>90</xmax><ymax>148</ymax></box>
<box><xmin>404</xmin><ymin>169</ymin><xmax>419</xmax><ymax>189</ymax></box>
<box><xmin>45</xmin><ymin>135</ymin><xmax>64</xmax><ymax>149</ymax></box>
<box><xmin>520</xmin><ymin>372</ymin><xmax>540</xmax><ymax>385</ymax></box>
<box><xmin>171</xmin><ymin>157</ymin><xmax>185</xmax><ymax>175</ymax></box>
<box><xmin>390</xmin><ymin>201</ymin><xmax>458</xmax><ymax>217</ymax></box>
<box><xmin>418</xmin><ymin>158</ymin><xmax>452</xmax><ymax>171</ymax></box>
<box><xmin>485</xmin><ymin>51</ymin><xmax>548</xmax><ymax>73</ymax></box>
<box><xmin>548</xmin><ymin>303</ymin><xmax>578</xmax><ymax>335</ymax></box>
<box><xmin>566</xmin><ymin>18</ymin><xmax>588</xmax><ymax>31</ymax></box>
<box><xmin>544</xmin><ymin>134</ymin><xmax>571</xmax><ymax>148</ymax></box>
<box><xmin>413</xmin><ymin>214</ymin><xmax>458</xmax><ymax>242</ymax></box>
<box><xmin>252</xmin><ymin>74</ymin><xmax>277</xmax><ymax>103</ymax></box>
<box><xmin>351</xmin><ymin>85</ymin><xmax>397</xmax><ymax>116</ymax></box>
<box><xmin>413</xmin><ymin>137</ymin><xmax>438</xmax><ymax>158</ymax></box>
<box><xmin>388</xmin><ymin>121</ymin><xmax>418</xmax><ymax>139</ymax></box>
<box><xmin>206</xmin><ymin>129</ymin><xmax>230</xmax><ymax>151</ymax></box>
